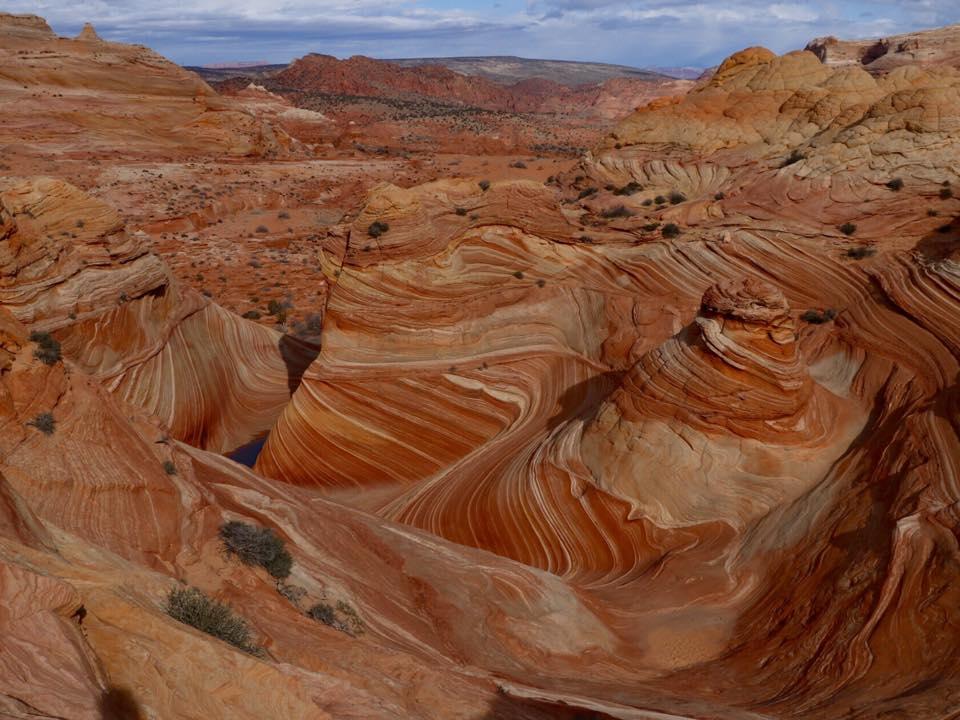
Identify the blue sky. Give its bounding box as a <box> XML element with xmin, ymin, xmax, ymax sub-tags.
<box><xmin>14</xmin><ymin>0</ymin><xmax>960</xmax><ymax>68</ymax></box>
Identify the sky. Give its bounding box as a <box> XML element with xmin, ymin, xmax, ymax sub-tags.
<box><xmin>13</xmin><ymin>0</ymin><xmax>960</xmax><ymax>69</ymax></box>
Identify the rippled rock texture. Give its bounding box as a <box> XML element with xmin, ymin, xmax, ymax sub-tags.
<box><xmin>2</xmin><ymin>17</ymin><xmax>960</xmax><ymax>719</ymax></box>
<box><xmin>254</xmin><ymin>44</ymin><xmax>960</xmax><ymax>717</ymax></box>
<box><xmin>0</xmin><ymin>177</ymin><xmax>315</xmax><ymax>453</ymax></box>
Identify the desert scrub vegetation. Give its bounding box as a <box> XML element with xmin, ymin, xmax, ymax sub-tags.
<box><xmin>801</xmin><ymin>308</ymin><xmax>837</xmax><ymax>324</ymax></box>
<box><xmin>614</xmin><ymin>181</ymin><xmax>643</xmax><ymax>196</ymax></box>
<box><xmin>308</xmin><ymin>599</ymin><xmax>366</xmax><ymax>636</ymax></box>
<box><xmin>165</xmin><ymin>586</ymin><xmax>261</xmax><ymax>655</ymax></box>
<box><xmin>27</xmin><ymin>412</ymin><xmax>56</xmax><ymax>435</ymax></box>
<box><xmin>845</xmin><ymin>246</ymin><xmax>876</xmax><ymax>260</ymax></box>
<box><xmin>600</xmin><ymin>205</ymin><xmax>633</xmax><ymax>219</ymax></box>
<box><xmin>662</xmin><ymin>223</ymin><xmax>681</xmax><ymax>238</ymax></box>
<box><xmin>219</xmin><ymin>520</ymin><xmax>293</xmax><ymax>580</ymax></box>
<box><xmin>162</xmin><ymin>460</ymin><xmax>177</xmax><ymax>475</ymax></box>
<box><xmin>367</xmin><ymin>220</ymin><xmax>389</xmax><ymax>238</ymax></box>
<box><xmin>478</xmin><ymin>180</ymin><xmax>491</xmax><ymax>192</ymax></box>
<box><xmin>838</xmin><ymin>222</ymin><xmax>857</xmax><ymax>236</ymax></box>
<box><xmin>577</xmin><ymin>187</ymin><xmax>598</xmax><ymax>200</ymax></box>
<box><xmin>940</xmin><ymin>183</ymin><xmax>954</xmax><ymax>199</ymax></box>
<box><xmin>29</xmin><ymin>331</ymin><xmax>61</xmax><ymax>366</ymax></box>
<box><xmin>886</xmin><ymin>178</ymin><xmax>904</xmax><ymax>191</ymax></box>
<box><xmin>668</xmin><ymin>191</ymin><xmax>687</xmax><ymax>205</ymax></box>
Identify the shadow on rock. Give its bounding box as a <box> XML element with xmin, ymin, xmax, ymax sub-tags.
<box><xmin>546</xmin><ymin>370</ymin><xmax>626</xmax><ymax>432</ymax></box>
<box><xmin>99</xmin><ymin>686</ymin><xmax>143</xmax><ymax>720</ymax></box>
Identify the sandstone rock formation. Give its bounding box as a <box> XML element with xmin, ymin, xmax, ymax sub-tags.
<box><xmin>807</xmin><ymin>23</ymin><xmax>960</xmax><ymax>72</ymax></box>
<box><xmin>251</xmin><ymin>40</ymin><xmax>960</xmax><ymax>718</ymax></box>
<box><xmin>0</xmin><ymin>14</ymin><xmax>298</xmax><ymax>160</ymax></box>
<box><xmin>2</xmin><ymin>12</ymin><xmax>960</xmax><ymax>720</ymax></box>
<box><xmin>0</xmin><ymin>177</ymin><xmax>316</xmax><ymax>453</ymax></box>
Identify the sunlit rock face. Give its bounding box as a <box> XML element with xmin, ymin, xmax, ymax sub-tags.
<box><xmin>580</xmin><ymin>278</ymin><xmax>865</xmax><ymax>530</ymax></box>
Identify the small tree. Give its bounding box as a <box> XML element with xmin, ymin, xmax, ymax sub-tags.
<box><xmin>839</xmin><ymin>222</ymin><xmax>857</xmax><ymax>236</ymax></box>
<box><xmin>662</xmin><ymin>223</ymin><xmax>681</xmax><ymax>238</ymax></box>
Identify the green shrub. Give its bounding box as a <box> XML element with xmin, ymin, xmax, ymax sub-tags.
<box><xmin>242</xmin><ymin>310</ymin><xmax>261</xmax><ymax>320</ymax></box>
<box><xmin>940</xmin><ymin>186</ymin><xmax>954</xmax><ymax>200</ymax></box>
<box><xmin>801</xmin><ymin>308</ymin><xmax>837</xmax><ymax>324</ymax></box>
<box><xmin>662</xmin><ymin>223</ymin><xmax>681</xmax><ymax>238</ymax></box>
<box><xmin>165</xmin><ymin>587</ymin><xmax>259</xmax><ymax>654</ymax></box>
<box><xmin>367</xmin><ymin>221</ymin><xmax>389</xmax><ymax>238</ymax></box>
<box><xmin>219</xmin><ymin>520</ymin><xmax>292</xmax><ymax>579</ymax></box>
<box><xmin>29</xmin><ymin>331</ymin><xmax>61</xmax><ymax>366</ymax></box>
<box><xmin>455</xmin><ymin>207</ymin><xmax>467</xmax><ymax>216</ymax></box>
<box><xmin>668</xmin><ymin>191</ymin><xmax>687</xmax><ymax>205</ymax></box>
<box><xmin>27</xmin><ymin>412</ymin><xmax>55</xmax><ymax>435</ymax></box>
<box><xmin>886</xmin><ymin>178</ymin><xmax>903</xmax><ymax>191</ymax></box>
<box><xmin>839</xmin><ymin>222</ymin><xmax>857</xmax><ymax>236</ymax></box>
<box><xmin>255</xmin><ymin>225</ymin><xmax>269</xmax><ymax>234</ymax></box>
<box><xmin>512</xmin><ymin>270</ymin><xmax>524</xmax><ymax>279</ymax></box>
<box><xmin>162</xmin><ymin>460</ymin><xmax>177</xmax><ymax>475</ymax></box>
<box><xmin>714</xmin><ymin>191</ymin><xmax>726</xmax><ymax>200</ymax></box>
<box><xmin>654</xmin><ymin>195</ymin><xmax>667</xmax><ymax>205</ymax></box>
<box><xmin>478</xmin><ymin>180</ymin><xmax>491</xmax><ymax>191</ymax></box>
<box><xmin>577</xmin><ymin>187</ymin><xmax>597</xmax><ymax>200</ymax></box>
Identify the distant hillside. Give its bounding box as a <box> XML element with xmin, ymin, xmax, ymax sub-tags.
<box><xmin>188</xmin><ymin>64</ymin><xmax>287</xmax><ymax>82</ymax></box>
<box><xmin>386</xmin><ymin>55</ymin><xmax>671</xmax><ymax>85</ymax></box>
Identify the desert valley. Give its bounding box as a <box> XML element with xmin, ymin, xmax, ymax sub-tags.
<box><xmin>0</xmin><ymin>9</ymin><xmax>959</xmax><ymax>720</ymax></box>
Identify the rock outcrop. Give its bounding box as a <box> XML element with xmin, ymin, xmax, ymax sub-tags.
<box><xmin>0</xmin><ymin>19</ymin><xmax>298</xmax><ymax>159</ymax></box>
<box><xmin>0</xmin><ymin>177</ymin><xmax>315</xmax><ymax>453</ymax></box>
<box><xmin>807</xmin><ymin>23</ymin><xmax>960</xmax><ymax>72</ymax></box>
